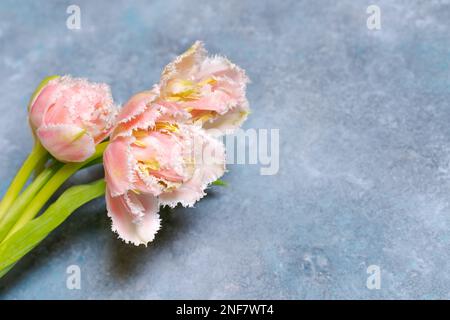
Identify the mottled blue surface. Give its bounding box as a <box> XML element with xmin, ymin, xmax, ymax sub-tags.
<box><xmin>1</xmin><ymin>0</ymin><xmax>450</xmax><ymax>299</ymax></box>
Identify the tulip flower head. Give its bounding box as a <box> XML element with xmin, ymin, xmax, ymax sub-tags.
<box><xmin>159</xmin><ymin>41</ymin><xmax>250</xmax><ymax>132</ymax></box>
<box><xmin>104</xmin><ymin>90</ymin><xmax>226</xmax><ymax>245</ymax></box>
<box><xmin>104</xmin><ymin>42</ymin><xmax>249</xmax><ymax>246</ymax></box>
<box><xmin>0</xmin><ymin>42</ymin><xmax>250</xmax><ymax>280</ymax></box>
<box><xmin>29</xmin><ymin>76</ymin><xmax>117</xmax><ymax>162</ymax></box>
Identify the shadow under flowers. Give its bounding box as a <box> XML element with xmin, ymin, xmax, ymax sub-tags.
<box><xmin>0</xmin><ymin>183</ymin><xmax>193</xmax><ymax>297</ymax></box>
<box><xmin>106</xmin><ymin>205</ymin><xmax>189</xmax><ymax>280</ymax></box>
<box><xmin>0</xmin><ymin>158</ymin><xmax>220</xmax><ymax>297</ymax></box>
<box><xmin>105</xmin><ymin>190</ymin><xmax>220</xmax><ymax>281</ymax></box>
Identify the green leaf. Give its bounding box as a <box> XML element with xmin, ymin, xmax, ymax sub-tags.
<box><xmin>212</xmin><ymin>179</ymin><xmax>228</xmax><ymax>187</ymax></box>
<box><xmin>0</xmin><ymin>264</ymin><xmax>14</xmax><ymax>278</ymax></box>
<box><xmin>0</xmin><ymin>179</ymin><xmax>106</xmax><ymax>275</ymax></box>
<box><xmin>5</xmin><ymin>141</ymin><xmax>108</xmax><ymax>238</ymax></box>
<box><xmin>0</xmin><ymin>142</ymin><xmax>49</xmax><ymax>222</ymax></box>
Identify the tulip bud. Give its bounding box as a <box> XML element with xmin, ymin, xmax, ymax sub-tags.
<box><xmin>29</xmin><ymin>75</ymin><xmax>117</xmax><ymax>162</ymax></box>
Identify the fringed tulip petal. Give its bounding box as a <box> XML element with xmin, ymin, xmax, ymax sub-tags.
<box><xmin>159</xmin><ymin>42</ymin><xmax>250</xmax><ymax>132</ymax></box>
<box><xmin>36</xmin><ymin>124</ymin><xmax>96</xmax><ymax>162</ymax></box>
<box><xmin>29</xmin><ymin>83</ymin><xmax>59</xmax><ymax>129</ymax></box>
<box><xmin>104</xmin><ymin>137</ymin><xmax>136</xmax><ymax>197</ymax></box>
<box><xmin>106</xmin><ymin>190</ymin><xmax>161</xmax><ymax>246</ymax></box>
<box><xmin>159</xmin><ymin>126</ymin><xmax>226</xmax><ymax>207</ymax></box>
<box><xmin>103</xmin><ymin>42</ymin><xmax>248</xmax><ymax>245</ymax></box>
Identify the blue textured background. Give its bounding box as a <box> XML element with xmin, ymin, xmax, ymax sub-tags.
<box><xmin>1</xmin><ymin>0</ymin><xmax>450</xmax><ymax>299</ymax></box>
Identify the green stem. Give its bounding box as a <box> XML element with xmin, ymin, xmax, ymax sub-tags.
<box><xmin>0</xmin><ymin>264</ymin><xmax>13</xmax><ymax>278</ymax></box>
<box><xmin>0</xmin><ymin>75</ymin><xmax>62</xmax><ymax>219</ymax></box>
<box><xmin>32</xmin><ymin>153</ymin><xmax>50</xmax><ymax>180</ymax></box>
<box><xmin>5</xmin><ymin>142</ymin><xmax>108</xmax><ymax>240</ymax></box>
<box><xmin>0</xmin><ymin>142</ymin><xmax>49</xmax><ymax>221</ymax></box>
<box><xmin>0</xmin><ymin>179</ymin><xmax>106</xmax><ymax>277</ymax></box>
<box><xmin>0</xmin><ymin>163</ymin><xmax>62</xmax><ymax>243</ymax></box>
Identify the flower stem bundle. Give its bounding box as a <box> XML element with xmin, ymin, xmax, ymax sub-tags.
<box><xmin>0</xmin><ymin>42</ymin><xmax>249</xmax><ymax>279</ymax></box>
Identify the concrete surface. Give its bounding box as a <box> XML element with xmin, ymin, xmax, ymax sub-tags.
<box><xmin>0</xmin><ymin>0</ymin><xmax>449</xmax><ymax>299</ymax></box>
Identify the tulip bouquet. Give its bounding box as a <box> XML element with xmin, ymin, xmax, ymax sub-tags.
<box><xmin>0</xmin><ymin>42</ymin><xmax>249</xmax><ymax>277</ymax></box>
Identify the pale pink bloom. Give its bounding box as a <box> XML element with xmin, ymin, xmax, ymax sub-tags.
<box><xmin>29</xmin><ymin>76</ymin><xmax>117</xmax><ymax>162</ymax></box>
<box><xmin>158</xmin><ymin>41</ymin><xmax>250</xmax><ymax>132</ymax></box>
<box><xmin>104</xmin><ymin>91</ymin><xmax>225</xmax><ymax>245</ymax></box>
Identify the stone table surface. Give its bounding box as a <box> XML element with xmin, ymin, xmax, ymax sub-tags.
<box><xmin>0</xmin><ymin>0</ymin><xmax>450</xmax><ymax>299</ymax></box>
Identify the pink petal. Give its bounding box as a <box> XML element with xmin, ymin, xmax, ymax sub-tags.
<box><xmin>133</xmin><ymin>172</ymin><xmax>163</xmax><ymax>196</ymax></box>
<box><xmin>202</xmin><ymin>102</ymin><xmax>250</xmax><ymax>132</ymax></box>
<box><xmin>116</xmin><ymin>90</ymin><xmax>158</xmax><ymax>124</ymax></box>
<box><xmin>197</xmin><ymin>56</ymin><xmax>248</xmax><ymax>82</ymax></box>
<box><xmin>195</xmin><ymin>57</ymin><xmax>250</xmax><ymax>131</ymax></box>
<box><xmin>160</xmin><ymin>41</ymin><xmax>207</xmax><ymax>87</ymax></box>
<box><xmin>184</xmin><ymin>90</ymin><xmax>233</xmax><ymax>114</ymax></box>
<box><xmin>159</xmin><ymin>126</ymin><xmax>226</xmax><ymax>207</ymax></box>
<box><xmin>113</xmin><ymin>101</ymin><xmax>189</xmax><ymax>139</ymax></box>
<box><xmin>104</xmin><ymin>137</ymin><xmax>135</xmax><ymax>197</ymax></box>
<box><xmin>41</xmin><ymin>95</ymin><xmax>73</xmax><ymax>126</ymax></box>
<box><xmin>106</xmin><ymin>189</ymin><xmax>161</xmax><ymax>246</ymax></box>
<box><xmin>29</xmin><ymin>83</ymin><xmax>59</xmax><ymax>129</ymax></box>
<box><xmin>112</xmin><ymin>104</ymin><xmax>161</xmax><ymax>138</ymax></box>
<box><xmin>36</xmin><ymin>124</ymin><xmax>95</xmax><ymax>162</ymax></box>
<box><xmin>158</xmin><ymin>43</ymin><xmax>250</xmax><ymax>132</ymax></box>
<box><xmin>130</xmin><ymin>131</ymin><xmax>185</xmax><ymax>192</ymax></box>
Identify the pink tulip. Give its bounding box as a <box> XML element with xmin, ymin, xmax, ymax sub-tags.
<box><xmin>158</xmin><ymin>41</ymin><xmax>250</xmax><ymax>132</ymax></box>
<box><xmin>104</xmin><ymin>91</ymin><xmax>226</xmax><ymax>245</ymax></box>
<box><xmin>29</xmin><ymin>76</ymin><xmax>117</xmax><ymax>162</ymax></box>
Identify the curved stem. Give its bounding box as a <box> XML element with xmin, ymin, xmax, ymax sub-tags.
<box><xmin>32</xmin><ymin>153</ymin><xmax>50</xmax><ymax>180</ymax></box>
<box><xmin>0</xmin><ymin>142</ymin><xmax>49</xmax><ymax>221</ymax></box>
<box><xmin>5</xmin><ymin>142</ymin><xmax>108</xmax><ymax>239</ymax></box>
<box><xmin>0</xmin><ymin>75</ymin><xmax>62</xmax><ymax>219</ymax></box>
<box><xmin>0</xmin><ymin>179</ymin><xmax>106</xmax><ymax>277</ymax></box>
<box><xmin>0</xmin><ymin>163</ymin><xmax>62</xmax><ymax>243</ymax></box>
